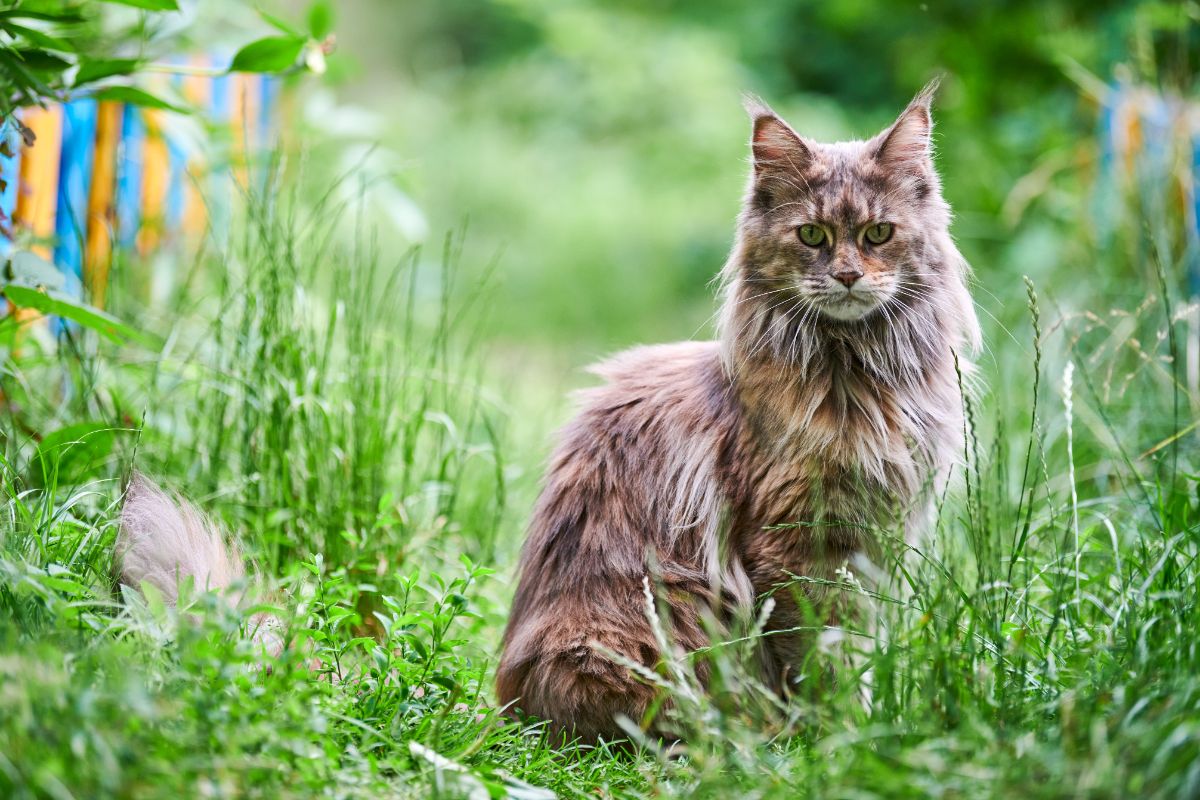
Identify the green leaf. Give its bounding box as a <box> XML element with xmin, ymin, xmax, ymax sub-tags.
<box><xmin>90</xmin><ymin>86</ymin><xmax>188</xmax><ymax>114</ymax></box>
<box><xmin>40</xmin><ymin>574</ymin><xmax>90</xmax><ymax>596</ymax></box>
<box><xmin>347</xmin><ymin>637</ymin><xmax>377</xmax><ymax>653</ymax></box>
<box><xmin>229</xmin><ymin>35</ymin><xmax>304</xmax><ymax>73</ymax></box>
<box><xmin>14</xmin><ymin>50</ymin><xmax>72</xmax><ymax>72</ymax></box>
<box><xmin>0</xmin><ymin>10</ymin><xmax>86</xmax><ymax>23</ymax></box>
<box><xmin>4</xmin><ymin>23</ymin><xmax>74</xmax><ymax>53</ymax></box>
<box><xmin>75</xmin><ymin>58</ymin><xmax>143</xmax><ymax>87</ymax></box>
<box><xmin>97</xmin><ymin>0</ymin><xmax>180</xmax><ymax>10</ymax></box>
<box><xmin>404</xmin><ymin>634</ymin><xmax>429</xmax><ymax>661</ymax></box>
<box><xmin>0</xmin><ymin>50</ymin><xmax>54</xmax><ymax>98</ymax></box>
<box><xmin>308</xmin><ymin>0</ymin><xmax>334</xmax><ymax>39</ymax></box>
<box><xmin>2</xmin><ymin>284</ymin><xmax>158</xmax><ymax>346</ymax></box>
<box><xmin>7</xmin><ymin>250</ymin><xmax>65</xmax><ymax>290</ymax></box>
<box><xmin>428</xmin><ymin>674</ymin><xmax>458</xmax><ymax>691</ymax></box>
<box><xmin>258</xmin><ymin>10</ymin><xmax>301</xmax><ymax>37</ymax></box>
<box><xmin>31</xmin><ymin>422</ymin><xmax>119</xmax><ymax>487</ymax></box>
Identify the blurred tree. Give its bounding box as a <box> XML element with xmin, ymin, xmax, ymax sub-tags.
<box><xmin>339</xmin><ymin>0</ymin><xmax>1198</xmax><ymax>346</ymax></box>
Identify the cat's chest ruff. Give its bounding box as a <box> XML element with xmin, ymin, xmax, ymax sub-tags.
<box><xmin>735</xmin><ymin>368</ymin><xmax>931</xmax><ymax>534</ymax></box>
<box><xmin>763</xmin><ymin>372</ymin><xmax>917</xmax><ymax>473</ymax></box>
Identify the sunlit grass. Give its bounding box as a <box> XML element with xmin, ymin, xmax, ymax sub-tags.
<box><xmin>2</xmin><ymin>161</ymin><xmax>1199</xmax><ymax>799</ymax></box>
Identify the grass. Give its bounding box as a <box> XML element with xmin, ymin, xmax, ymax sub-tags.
<box><xmin>1</xmin><ymin>159</ymin><xmax>1199</xmax><ymax>799</ymax></box>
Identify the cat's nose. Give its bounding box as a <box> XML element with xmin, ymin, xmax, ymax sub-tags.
<box><xmin>833</xmin><ymin>269</ymin><xmax>863</xmax><ymax>288</ymax></box>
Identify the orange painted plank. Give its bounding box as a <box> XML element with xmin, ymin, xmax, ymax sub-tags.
<box><xmin>138</xmin><ymin>109</ymin><xmax>168</xmax><ymax>255</ymax></box>
<box><xmin>85</xmin><ymin>101</ymin><xmax>122</xmax><ymax>308</ymax></box>
<box><xmin>14</xmin><ymin>105</ymin><xmax>63</xmax><ymax>259</ymax></box>
<box><xmin>183</xmin><ymin>60</ymin><xmax>212</xmax><ymax>238</ymax></box>
<box><xmin>231</xmin><ymin>73</ymin><xmax>261</xmax><ymax>188</ymax></box>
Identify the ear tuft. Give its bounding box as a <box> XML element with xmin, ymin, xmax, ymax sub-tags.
<box><xmin>741</xmin><ymin>92</ymin><xmax>774</xmax><ymax>121</ymax></box>
<box><xmin>744</xmin><ymin>95</ymin><xmax>811</xmax><ymax>174</ymax></box>
<box><xmin>909</xmin><ymin>75</ymin><xmax>941</xmax><ymax>112</ymax></box>
<box><xmin>873</xmin><ymin>77</ymin><xmax>941</xmax><ymax>170</ymax></box>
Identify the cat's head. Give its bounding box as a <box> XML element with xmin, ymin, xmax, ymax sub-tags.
<box><xmin>734</xmin><ymin>81</ymin><xmax>950</xmax><ymax>324</ymax></box>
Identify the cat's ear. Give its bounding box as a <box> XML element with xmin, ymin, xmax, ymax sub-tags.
<box><xmin>871</xmin><ymin>78</ymin><xmax>939</xmax><ymax>171</ymax></box>
<box><xmin>744</xmin><ymin>95</ymin><xmax>812</xmax><ymax>175</ymax></box>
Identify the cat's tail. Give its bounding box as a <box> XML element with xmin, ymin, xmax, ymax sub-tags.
<box><xmin>115</xmin><ymin>472</ymin><xmax>283</xmax><ymax>656</ymax></box>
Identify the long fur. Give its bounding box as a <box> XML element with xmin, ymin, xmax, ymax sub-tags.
<box><xmin>497</xmin><ymin>84</ymin><xmax>980</xmax><ymax>741</ymax></box>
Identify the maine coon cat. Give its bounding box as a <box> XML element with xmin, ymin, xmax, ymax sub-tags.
<box><xmin>113</xmin><ymin>81</ymin><xmax>979</xmax><ymax>746</ymax></box>
<box><xmin>495</xmin><ymin>81</ymin><xmax>980</xmax><ymax>741</ymax></box>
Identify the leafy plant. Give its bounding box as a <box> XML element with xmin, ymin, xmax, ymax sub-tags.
<box><xmin>0</xmin><ymin>0</ymin><xmax>332</xmax><ymax>230</ymax></box>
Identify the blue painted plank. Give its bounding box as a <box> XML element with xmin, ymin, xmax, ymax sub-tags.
<box><xmin>259</xmin><ymin>75</ymin><xmax>277</xmax><ymax>148</ymax></box>
<box><xmin>166</xmin><ymin>73</ymin><xmax>188</xmax><ymax>236</ymax></box>
<box><xmin>207</xmin><ymin>68</ymin><xmax>234</xmax><ymax>245</ymax></box>
<box><xmin>0</xmin><ymin>115</ymin><xmax>21</xmax><ymax>257</ymax></box>
<box><xmin>1191</xmin><ymin>136</ymin><xmax>1200</xmax><ymax>298</ymax></box>
<box><xmin>54</xmin><ymin>99</ymin><xmax>98</xmax><ymax>288</ymax></box>
<box><xmin>116</xmin><ymin>104</ymin><xmax>144</xmax><ymax>249</ymax></box>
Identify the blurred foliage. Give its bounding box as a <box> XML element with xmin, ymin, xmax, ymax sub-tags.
<box><xmin>335</xmin><ymin>0</ymin><xmax>1199</xmax><ymax>353</ymax></box>
<box><xmin>0</xmin><ymin>0</ymin><xmax>329</xmax><ymax>118</ymax></box>
<box><xmin>0</xmin><ymin>0</ymin><xmax>331</xmax><ymax>251</ymax></box>
<box><xmin>0</xmin><ymin>0</ymin><xmax>148</xmax><ymax>118</ymax></box>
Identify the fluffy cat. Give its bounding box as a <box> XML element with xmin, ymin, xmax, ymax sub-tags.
<box><xmin>112</xmin><ymin>82</ymin><xmax>979</xmax><ymax>745</ymax></box>
<box><xmin>495</xmin><ymin>81</ymin><xmax>980</xmax><ymax>741</ymax></box>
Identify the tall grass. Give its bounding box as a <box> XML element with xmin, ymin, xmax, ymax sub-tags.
<box><xmin>96</xmin><ymin>173</ymin><xmax>508</xmax><ymax>576</ymax></box>
<box><xmin>1</xmin><ymin>158</ymin><xmax>1198</xmax><ymax>798</ymax></box>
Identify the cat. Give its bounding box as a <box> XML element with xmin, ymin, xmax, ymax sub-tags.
<box><xmin>494</xmin><ymin>80</ymin><xmax>980</xmax><ymax>742</ymax></box>
<box><xmin>113</xmin><ymin>81</ymin><xmax>980</xmax><ymax>745</ymax></box>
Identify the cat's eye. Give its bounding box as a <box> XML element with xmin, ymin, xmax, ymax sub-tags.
<box><xmin>797</xmin><ymin>224</ymin><xmax>826</xmax><ymax>247</ymax></box>
<box><xmin>864</xmin><ymin>222</ymin><xmax>893</xmax><ymax>245</ymax></box>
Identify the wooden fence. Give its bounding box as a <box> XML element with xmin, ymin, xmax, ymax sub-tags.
<box><xmin>1</xmin><ymin>68</ymin><xmax>282</xmax><ymax>310</ymax></box>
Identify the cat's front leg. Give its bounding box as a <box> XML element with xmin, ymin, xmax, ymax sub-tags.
<box><xmin>758</xmin><ymin>559</ymin><xmax>877</xmax><ymax>705</ymax></box>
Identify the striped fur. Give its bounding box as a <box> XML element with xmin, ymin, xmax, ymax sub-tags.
<box><xmin>497</xmin><ymin>83</ymin><xmax>979</xmax><ymax>741</ymax></box>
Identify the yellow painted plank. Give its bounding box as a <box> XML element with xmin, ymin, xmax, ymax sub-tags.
<box><xmin>138</xmin><ymin>109</ymin><xmax>168</xmax><ymax>256</ymax></box>
<box><xmin>85</xmin><ymin>101</ymin><xmax>122</xmax><ymax>308</ymax></box>
<box><xmin>183</xmin><ymin>61</ymin><xmax>212</xmax><ymax>238</ymax></box>
<box><xmin>14</xmin><ymin>105</ymin><xmax>63</xmax><ymax>259</ymax></box>
<box><xmin>231</xmin><ymin>73</ymin><xmax>261</xmax><ymax>188</ymax></box>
